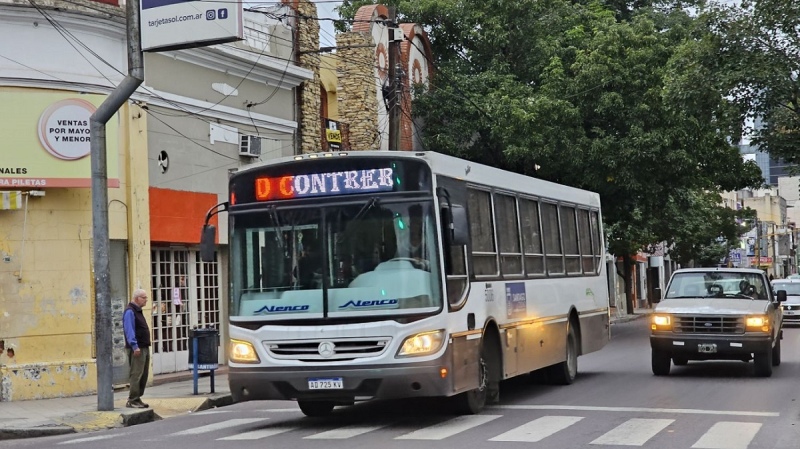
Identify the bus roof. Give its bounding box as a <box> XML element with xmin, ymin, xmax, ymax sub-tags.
<box><xmin>235</xmin><ymin>151</ymin><xmax>601</xmax><ymax>208</ymax></box>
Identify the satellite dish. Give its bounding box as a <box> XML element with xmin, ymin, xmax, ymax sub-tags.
<box><xmin>157</xmin><ymin>150</ymin><xmax>169</xmax><ymax>174</ymax></box>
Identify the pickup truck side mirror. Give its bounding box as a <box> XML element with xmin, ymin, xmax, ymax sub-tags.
<box><xmin>652</xmin><ymin>287</ymin><xmax>662</xmax><ymax>303</ymax></box>
<box><xmin>777</xmin><ymin>290</ymin><xmax>787</xmax><ymax>302</ymax></box>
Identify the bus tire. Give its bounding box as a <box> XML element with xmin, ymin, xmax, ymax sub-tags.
<box><xmin>548</xmin><ymin>321</ymin><xmax>578</xmax><ymax>385</ymax></box>
<box><xmin>298</xmin><ymin>400</ymin><xmax>335</xmax><ymax>417</ymax></box>
<box><xmin>452</xmin><ymin>343</ymin><xmax>489</xmax><ymax>414</ymax></box>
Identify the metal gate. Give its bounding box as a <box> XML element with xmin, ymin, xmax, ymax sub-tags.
<box><xmin>150</xmin><ymin>248</ymin><xmax>221</xmax><ymax>374</ymax></box>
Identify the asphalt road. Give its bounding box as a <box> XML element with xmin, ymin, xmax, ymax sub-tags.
<box><xmin>7</xmin><ymin>319</ymin><xmax>800</xmax><ymax>449</ymax></box>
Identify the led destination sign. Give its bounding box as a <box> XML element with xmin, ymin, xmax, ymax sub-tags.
<box><xmin>255</xmin><ymin>168</ymin><xmax>394</xmax><ymax>201</ymax></box>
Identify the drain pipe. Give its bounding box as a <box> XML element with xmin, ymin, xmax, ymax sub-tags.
<box><xmin>91</xmin><ymin>0</ymin><xmax>144</xmax><ymax>412</ymax></box>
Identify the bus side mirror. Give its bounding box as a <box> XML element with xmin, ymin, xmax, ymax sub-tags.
<box><xmin>200</xmin><ymin>225</ymin><xmax>217</xmax><ymax>262</ymax></box>
<box><xmin>777</xmin><ymin>290</ymin><xmax>787</xmax><ymax>302</ymax></box>
<box><xmin>652</xmin><ymin>287</ymin><xmax>662</xmax><ymax>304</ymax></box>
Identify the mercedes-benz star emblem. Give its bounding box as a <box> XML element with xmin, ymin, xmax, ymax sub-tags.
<box><xmin>318</xmin><ymin>341</ymin><xmax>336</xmax><ymax>358</ymax></box>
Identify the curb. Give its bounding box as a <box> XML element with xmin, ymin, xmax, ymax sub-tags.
<box><xmin>0</xmin><ymin>394</ymin><xmax>233</xmax><ymax>441</ymax></box>
<box><xmin>0</xmin><ymin>426</ymin><xmax>75</xmax><ymax>440</ymax></box>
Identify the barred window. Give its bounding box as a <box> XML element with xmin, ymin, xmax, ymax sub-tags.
<box><xmin>495</xmin><ymin>194</ymin><xmax>523</xmax><ymax>276</ymax></box>
<box><xmin>468</xmin><ymin>189</ymin><xmax>498</xmax><ymax>276</ymax></box>
<box><xmin>541</xmin><ymin>202</ymin><xmax>564</xmax><ymax>274</ymax></box>
<box><xmin>519</xmin><ymin>198</ymin><xmax>545</xmax><ymax>275</ymax></box>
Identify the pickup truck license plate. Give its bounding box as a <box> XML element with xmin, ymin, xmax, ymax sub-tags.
<box><xmin>698</xmin><ymin>343</ymin><xmax>717</xmax><ymax>354</ymax></box>
<box><xmin>308</xmin><ymin>378</ymin><xmax>344</xmax><ymax>389</ymax></box>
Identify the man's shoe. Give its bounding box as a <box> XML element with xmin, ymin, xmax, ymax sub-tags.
<box><xmin>126</xmin><ymin>401</ymin><xmax>146</xmax><ymax>409</ymax></box>
<box><xmin>136</xmin><ymin>400</ymin><xmax>150</xmax><ymax>408</ymax></box>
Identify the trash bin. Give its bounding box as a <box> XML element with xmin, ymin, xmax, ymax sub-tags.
<box><xmin>189</xmin><ymin>328</ymin><xmax>219</xmax><ymax>369</ymax></box>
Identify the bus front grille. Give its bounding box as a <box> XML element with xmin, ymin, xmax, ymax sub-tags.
<box><xmin>673</xmin><ymin>316</ymin><xmax>745</xmax><ymax>334</ymax></box>
<box><xmin>264</xmin><ymin>338</ymin><xmax>391</xmax><ymax>361</ymax></box>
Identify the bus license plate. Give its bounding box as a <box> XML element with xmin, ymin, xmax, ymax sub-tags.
<box><xmin>308</xmin><ymin>378</ymin><xmax>343</xmax><ymax>390</ymax></box>
<box><xmin>698</xmin><ymin>344</ymin><xmax>717</xmax><ymax>354</ymax></box>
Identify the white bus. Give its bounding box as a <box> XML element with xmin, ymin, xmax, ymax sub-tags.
<box><xmin>200</xmin><ymin>151</ymin><xmax>610</xmax><ymax>416</ymax></box>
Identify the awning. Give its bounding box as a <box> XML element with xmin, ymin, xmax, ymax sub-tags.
<box><xmin>1</xmin><ymin>191</ymin><xmax>23</xmax><ymax>210</ymax></box>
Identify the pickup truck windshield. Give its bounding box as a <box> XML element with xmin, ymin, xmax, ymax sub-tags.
<box><xmin>665</xmin><ymin>272</ymin><xmax>769</xmax><ymax>300</ymax></box>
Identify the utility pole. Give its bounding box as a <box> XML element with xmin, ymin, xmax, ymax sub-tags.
<box><xmin>91</xmin><ymin>0</ymin><xmax>143</xmax><ymax>411</ymax></box>
<box><xmin>754</xmin><ymin>218</ymin><xmax>760</xmax><ymax>270</ymax></box>
<box><xmin>387</xmin><ymin>7</ymin><xmax>401</xmax><ymax>151</ymax></box>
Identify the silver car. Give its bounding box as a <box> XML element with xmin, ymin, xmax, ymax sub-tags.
<box><xmin>772</xmin><ymin>279</ymin><xmax>800</xmax><ymax>325</ymax></box>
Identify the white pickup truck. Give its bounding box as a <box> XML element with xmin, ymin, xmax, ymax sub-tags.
<box><xmin>650</xmin><ymin>268</ymin><xmax>785</xmax><ymax>377</ymax></box>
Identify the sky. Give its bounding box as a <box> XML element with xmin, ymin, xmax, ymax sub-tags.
<box><xmin>312</xmin><ymin>0</ymin><xmax>342</xmax><ymax>48</ymax></box>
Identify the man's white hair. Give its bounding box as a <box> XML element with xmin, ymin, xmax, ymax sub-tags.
<box><xmin>132</xmin><ymin>288</ymin><xmax>148</xmax><ymax>300</ymax></box>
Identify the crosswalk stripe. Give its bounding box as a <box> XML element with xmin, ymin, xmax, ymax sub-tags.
<box><xmin>395</xmin><ymin>414</ymin><xmax>501</xmax><ymax>440</ymax></box>
<box><xmin>590</xmin><ymin>418</ymin><xmax>674</xmax><ymax>446</ymax></box>
<box><xmin>59</xmin><ymin>433</ymin><xmax>126</xmax><ymax>445</ymax></box>
<box><xmin>170</xmin><ymin>418</ymin><xmax>263</xmax><ymax>436</ymax></box>
<box><xmin>491</xmin><ymin>405</ymin><xmax>779</xmax><ymax>417</ymax></box>
<box><xmin>489</xmin><ymin>416</ymin><xmax>584</xmax><ymax>442</ymax></box>
<box><xmin>218</xmin><ymin>426</ymin><xmax>294</xmax><ymax>440</ymax></box>
<box><xmin>305</xmin><ymin>423</ymin><xmax>391</xmax><ymax>439</ymax></box>
<box><xmin>691</xmin><ymin>422</ymin><xmax>762</xmax><ymax>449</ymax></box>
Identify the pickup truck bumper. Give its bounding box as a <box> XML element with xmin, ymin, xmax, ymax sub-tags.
<box><xmin>650</xmin><ymin>333</ymin><xmax>772</xmax><ymax>358</ymax></box>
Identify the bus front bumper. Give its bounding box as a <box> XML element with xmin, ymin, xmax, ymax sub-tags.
<box><xmin>229</xmin><ymin>355</ymin><xmax>453</xmax><ymax>403</ymax></box>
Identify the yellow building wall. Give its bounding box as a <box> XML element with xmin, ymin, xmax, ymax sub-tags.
<box><xmin>0</xmin><ymin>89</ymin><xmax>151</xmax><ymax>401</ymax></box>
<box><xmin>320</xmin><ymin>54</ymin><xmax>339</xmax><ymax>120</ymax></box>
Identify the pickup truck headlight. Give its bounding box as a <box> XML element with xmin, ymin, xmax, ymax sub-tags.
<box><xmin>746</xmin><ymin>315</ymin><xmax>770</xmax><ymax>332</ymax></box>
<box><xmin>230</xmin><ymin>339</ymin><xmax>260</xmax><ymax>363</ymax></box>
<box><xmin>651</xmin><ymin>314</ymin><xmax>671</xmax><ymax>331</ymax></box>
<box><xmin>397</xmin><ymin>330</ymin><xmax>446</xmax><ymax>357</ymax></box>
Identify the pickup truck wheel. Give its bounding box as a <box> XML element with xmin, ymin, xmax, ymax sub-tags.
<box><xmin>652</xmin><ymin>350</ymin><xmax>671</xmax><ymax>376</ymax></box>
<box><xmin>771</xmin><ymin>337</ymin><xmax>781</xmax><ymax>367</ymax></box>
<box><xmin>753</xmin><ymin>348</ymin><xmax>773</xmax><ymax>377</ymax></box>
<box><xmin>672</xmin><ymin>357</ymin><xmax>688</xmax><ymax>366</ymax></box>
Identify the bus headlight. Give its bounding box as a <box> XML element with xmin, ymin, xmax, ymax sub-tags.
<box><xmin>746</xmin><ymin>316</ymin><xmax>770</xmax><ymax>332</ymax></box>
<box><xmin>230</xmin><ymin>339</ymin><xmax>260</xmax><ymax>363</ymax></box>
<box><xmin>651</xmin><ymin>315</ymin><xmax>671</xmax><ymax>331</ymax></box>
<box><xmin>397</xmin><ymin>330</ymin><xmax>445</xmax><ymax>357</ymax></box>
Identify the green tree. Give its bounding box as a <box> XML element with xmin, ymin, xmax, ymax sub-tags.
<box><xmin>341</xmin><ymin>1</ymin><xmax>763</xmax><ymax>312</ymax></box>
<box><xmin>703</xmin><ymin>0</ymin><xmax>800</xmax><ymax>165</ymax></box>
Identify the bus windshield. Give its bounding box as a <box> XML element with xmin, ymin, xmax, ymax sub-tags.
<box><xmin>230</xmin><ymin>199</ymin><xmax>442</xmax><ymax>320</ymax></box>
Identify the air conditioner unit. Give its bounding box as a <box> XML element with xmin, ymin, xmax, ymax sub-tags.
<box><xmin>239</xmin><ymin>134</ymin><xmax>262</xmax><ymax>158</ymax></box>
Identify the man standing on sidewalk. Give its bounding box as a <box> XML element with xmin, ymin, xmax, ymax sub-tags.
<box><xmin>123</xmin><ymin>288</ymin><xmax>151</xmax><ymax>409</ymax></box>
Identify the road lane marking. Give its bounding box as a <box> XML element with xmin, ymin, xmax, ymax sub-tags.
<box><xmin>170</xmin><ymin>418</ymin><xmax>263</xmax><ymax>436</ymax></box>
<box><xmin>59</xmin><ymin>433</ymin><xmax>126</xmax><ymax>444</ymax></box>
<box><xmin>491</xmin><ymin>405</ymin><xmax>779</xmax><ymax>417</ymax></box>
<box><xmin>218</xmin><ymin>426</ymin><xmax>294</xmax><ymax>440</ymax></box>
<box><xmin>395</xmin><ymin>414</ymin><xmax>501</xmax><ymax>440</ymax></box>
<box><xmin>692</xmin><ymin>422</ymin><xmax>762</xmax><ymax>449</ymax></box>
<box><xmin>489</xmin><ymin>416</ymin><xmax>583</xmax><ymax>442</ymax></box>
<box><xmin>590</xmin><ymin>418</ymin><xmax>674</xmax><ymax>445</ymax></box>
<box><xmin>305</xmin><ymin>423</ymin><xmax>391</xmax><ymax>439</ymax></box>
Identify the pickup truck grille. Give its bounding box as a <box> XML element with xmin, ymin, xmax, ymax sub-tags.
<box><xmin>673</xmin><ymin>316</ymin><xmax>745</xmax><ymax>334</ymax></box>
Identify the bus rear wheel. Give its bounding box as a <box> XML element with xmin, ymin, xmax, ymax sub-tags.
<box><xmin>298</xmin><ymin>400</ymin><xmax>335</xmax><ymax>417</ymax></box>
<box><xmin>548</xmin><ymin>322</ymin><xmax>578</xmax><ymax>385</ymax></box>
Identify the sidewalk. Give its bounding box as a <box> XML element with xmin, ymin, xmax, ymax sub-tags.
<box><xmin>0</xmin><ymin>369</ymin><xmax>232</xmax><ymax>440</ymax></box>
<box><xmin>610</xmin><ymin>307</ymin><xmax>653</xmax><ymax>324</ymax></box>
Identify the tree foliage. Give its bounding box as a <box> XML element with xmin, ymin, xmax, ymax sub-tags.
<box><xmin>703</xmin><ymin>0</ymin><xmax>800</xmax><ymax>165</ymax></box>
<box><xmin>337</xmin><ymin>0</ymin><xmax>764</xmax><ymax>273</ymax></box>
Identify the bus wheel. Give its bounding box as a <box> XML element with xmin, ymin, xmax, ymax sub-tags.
<box><xmin>452</xmin><ymin>348</ymin><xmax>488</xmax><ymax>414</ymax></box>
<box><xmin>549</xmin><ymin>322</ymin><xmax>578</xmax><ymax>385</ymax></box>
<box><xmin>298</xmin><ymin>400</ymin><xmax>335</xmax><ymax>417</ymax></box>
